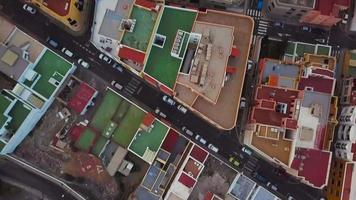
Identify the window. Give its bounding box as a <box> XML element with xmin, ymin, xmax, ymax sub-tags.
<box><xmin>271</xmin><ymin>2</ymin><xmax>275</xmax><ymax>8</ymax></box>
<box><xmin>286</xmin><ymin>11</ymin><xmax>292</xmax><ymax>15</ymax></box>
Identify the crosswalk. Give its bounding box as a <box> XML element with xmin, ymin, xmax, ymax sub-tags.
<box><xmin>331</xmin><ymin>48</ymin><xmax>341</xmax><ymax>58</ymax></box>
<box><xmin>257</xmin><ymin>20</ymin><xmax>269</xmax><ymax>36</ymax></box>
<box><xmin>123</xmin><ymin>77</ymin><xmax>141</xmax><ymax>95</ymax></box>
<box><xmin>246</xmin><ymin>9</ymin><xmax>262</xmax><ymax>21</ymax></box>
<box><xmin>243</xmin><ymin>156</ymin><xmax>260</xmax><ymax>174</ymax></box>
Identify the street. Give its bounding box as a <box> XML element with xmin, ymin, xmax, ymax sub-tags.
<box><xmin>0</xmin><ymin>0</ymin><xmax>326</xmax><ymax>199</ymax></box>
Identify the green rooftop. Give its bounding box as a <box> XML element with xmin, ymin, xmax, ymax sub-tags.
<box><xmin>121</xmin><ymin>5</ymin><xmax>157</xmax><ymax>52</ymax></box>
<box><xmin>144</xmin><ymin>7</ymin><xmax>197</xmax><ymax>89</ymax></box>
<box><xmin>92</xmin><ymin>136</ymin><xmax>108</xmax><ymax>156</ymax></box>
<box><xmin>75</xmin><ymin>128</ymin><xmax>96</xmax><ymax>151</ymax></box>
<box><xmin>6</xmin><ymin>101</ymin><xmax>31</xmax><ymax>132</ymax></box>
<box><xmin>24</xmin><ymin>50</ymin><xmax>72</xmax><ymax>99</ymax></box>
<box><xmin>129</xmin><ymin>120</ymin><xmax>168</xmax><ymax>158</ymax></box>
<box><xmin>0</xmin><ymin>94</ymin><xmax>12</xmax><ymax>128</ymax></box>
<box><xmin>0</xmin><ymin>140</ymin><xmax>5</xmax><ymax>151</ymax></box>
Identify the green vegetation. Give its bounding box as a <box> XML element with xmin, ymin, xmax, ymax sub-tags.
<box><xmin>6</xmin><ymin>101</ymin><xmax>31</xmax><ymax>131</ymax></box>
<box><xmin>121</xmin><ymin>6</ymin><xmax>157</xmax><ymax>51</ymax></box>
<box><xmin>129</xmin><ymin>120</ymin><xmax>168</xmax><ymax>156</ymax></box>
<box><xmin>0</xmin><ymin>94</ymin><xmax>11</xmax><ymax>127</ymax></box>
<box><xmin>316</xmin><ymin>46</ymin><xmax>331</xmax><ymax>56</ymax></box>
<box><xmin>112</xmin><ymin>106</ymin><xmax>145</xmax><ymax>147</ymax></box>
<box><xmin>90</xmin><ymin>90</ymin><xmax>121</xmax><ymax>132</ymax></box>
<box><xmin>91</xmin><ymin>136</ymin><xmax>108</xmax><ymax>156</ymax></box>
<box><xmin>144</xmin><ymin>7</ymin><xmax>197</xmax><ymax>88</ymax></box>
<box><xmin>75</xmin><ymin>128</ymin><xmax>96</xmax><ymax>151</ymax></box>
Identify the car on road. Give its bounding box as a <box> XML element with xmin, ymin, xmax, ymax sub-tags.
<box><xmin>342</xmin><ymin>13</ymin><xmax>349</xmax><ymax>24</ymax></box>
<box><xmin>155</xmin><ymin>108</ymin><xmax>167</xmax><ymax>118</ymax></box>
<box><xmin>23</xmin><ymin>4</ymin><xmax>36</xmax><ymax>14</ymax></box>
<box><xmin>111</xmin><ymin>80</ymin><xmax>123</xmax><ymax>90</ymax></box>
<box><xmin>229</xmin><ymin>157</ymin><xmax>240</xmax><ymax>167</ymax></box>
<box><xmin>182</xmin><ymin>126</ymin><xmax>194</xmax><ymax>136</ymax></box>
<box><xmin>301</xmin><ymin>26</ymin><xmax>312</xmax><ymax>32</ymax></box>
<box><xmin>315</xmin><ymin>38</ymin><xmax>326</xmax><ymax>44</ymax></box>
<box><xmin>273</xmin><ymin>167</ymin><xmax>287</xmax><ymax>176</ymax></box>
<box><xmin>99</xmin><ymin>53</ymin><xmax>112</xmax><ymax>64</ymax></box>
<box><xmin>112</xmin><ymin>62</ymin><xmax>124</xmax><ymax>72</ymax></box>
<box><xmin>177</xmin><ymin>105</ymin><xmax>187</xmax><ymax>114</ymax></box>
<box><xmin>273</xmin><ymin>22</ymin><xmax>284</xmax><ymax>28</ymax></box>
<box><xmin>247</xmin><ymin>60</ymin><xmax>253</xmax><ymax>71</ymax></box>
<box><xmin>253</xmin><ymin>172</ymin><xmax>268</xmax><ymax>184</ymax></box>
<box><xmin>46</xmin><ymin>37</ymin><xmax>59</xmax><ymax>49</ymax></box>
<box><xmin>208</xmin><ymin>144</ymin><xmax>219</xmax><ymax>153</ymax></box>
<box><xmin>61</xmin><ymin>47</ymin><xmax>74</xmax><ymax>58</ymax></box>
<box><xmin>78</xmin><ymin>59</ymin><xmax>89</xmax><ymax>68</ymax></box>
<box><xmin>195</xmin><ymin>135</ymin><xmax>207</xmax><ymax>145</ymax></box>
<box><xmin>267</xmin><ymin>182</ymin><xmax>278</xmax><ymax>191</ymax></box>
<box><xmin>242</xmin><ymin>146</ymin><xmax>252</xmax><ymax>156</ymax></box>
<box><xmin>240</xmin><ymin>97</ymin><xmax>246</xmax><ymax>109</ymax></box>
<box><xmin>286</xmin><ymin>193</ymin><xmax>296</xmax><ymax>200</ymax></box>
<box><xmin>162</xmin><ymin>95</ymin><xmax>176</xmax><ymax>106</ymax></box>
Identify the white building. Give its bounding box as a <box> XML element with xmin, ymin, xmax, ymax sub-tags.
<box><xmin>335</xmin><ymin>106</ymin><xmax>356</xmax><ymax>161</ymax></box>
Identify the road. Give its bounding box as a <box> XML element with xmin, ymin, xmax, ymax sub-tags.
<box><xmin>0</xmin><ymin>157</ymin><xmax>79</xmax><ymax>200</ymax></box>
<box><xmin>0</xmin><ymin>1</ymin><xmax>324</xmax><ymax>199</ymax></box>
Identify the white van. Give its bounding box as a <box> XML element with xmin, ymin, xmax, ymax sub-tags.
<box><xmin>208</xmin><ymin>144</ymin><xmax>219</xmax><ymax>153</ymax></box>
<box><xmin>195</xmin><ymin>135</ymin><xmax>207</xmax><ymax>145</ymax></box>
<box><xmin>182</xmin><ymin>126</ymin><xmax>193</xmax><ymax>136</ymax></box>
<box><xmin>61</xmin><ymin>47</ymin><xmax>74</xmax><ymax>58</ymax></box>
<box><xmin>177</xmin><ymin>105</ymin><xmax>187</xmax><ymax>114</ymax></box>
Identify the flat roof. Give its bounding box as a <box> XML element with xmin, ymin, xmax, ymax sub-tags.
<box><xmin>22</xmin><ymin>50</ymin><xmax>72</xmax><ymax>99</ymax></box>
<box><xmin>144</xmin><ymin>6</ymin><xmax>197</xmax><ymax>89</ymax></box>
<box><xmin>252</xmin><ymin>186</ymin><xmax>278</xmax><ymax>200</ymax></box>
<box><xmin>190</xmin><ymin>145</ymin><xmax>208</xmax><ymax>163</ymax></box>
<box><xmin>176</xmin><ymin>21</ymin><xmax>234</xmax><ymax>103</ymax></box>
<box><xmin>298</xmin><ymin>74</ymin><xmax>334</xmax><ymax>94</ymax></box>
<box><xmin>0</xmin><ymin>44</ymin><xmax>29</xmax><ymax>81</ymax></box>
<box><xmin>43</xmin><ymin>0</ymin><xmax>71</xmax><ymax>16</ymax></box>
<box><xmin>0</xmin><ymin>93</ymin><xmax>12</xmax><ymax>128</ymax></box>
<box><xmin>291</xmin><ymin>148</ymin><xmax>331</xmax><ymax>188</ymax></box>
<box><xmin>129</xmin><ymin>119</ymin><xmax>168</xmax><ymax>163</ymax></box>
<box><xmin>228</xmin><ymin>174</ymin><xmax>256</xmax><ymax>200</ymax></box>
<box><xmin>68</xmin><ymin>82</ymin><xmax>97</xmax><ymax>114</ymax></box>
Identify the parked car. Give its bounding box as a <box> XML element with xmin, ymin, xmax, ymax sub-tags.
<box><xmin>208</xmin><ymin>144</ymin><xmax>219</xmax><ymax>153</ymax></box>
<box><xmin>78</xmin><ymin>59</ymin><xmax>89</xmax><ymax>68</ymax></box>
<box><xmin>177</xmin><ymin>105</ymin><xmax>187</xmax><ymax>114</ymax></box>
<box><xmin>111</xmin><ymin>80</ymin><xmax>123</xmax><ymax>90</ymax></box>
<box><xmin>155</xmin><ymin>108</ymin><xmax>167</xmax><ymax>118</ymax></box>
<box><xmin>342</xmin><ymin>13</ymin><xmax>349</xmax><ymax>24</ymax></box>
<box><xmin>240</xmin><ymin>97</ymin><xmax>246</xmax><ymax>109</ymax></box>
<box><xmin>253</xmin><ymin>172</ymin><xmax>268</xmax><ymax>184</ymax></box>
<box><xmin>274</xmin><ymin>22</ymin><xmax>284</xmax><ymax>28</ymax></box>
<box><xmin>195</xmin><ymin>135</ymin><xmax>207</xmax><ymax>145</ymax></box>
<box><xmin>99</xmin><ymin>53</ymin><xmax>112</xmax><ymax>64</ymax></box>
<box><xmin>267</xmin><ymin>182</ymin><xmax>278</xmax><ymax>191</ymax></box>
<box><xmin>46</xmin><ymin>37</ymin><xmax>59</xmax><ymax>49</ymax></box>
<box><xmin>229</xmin><ymin>157</ymin><xmax>240</xmax><ymax>167</ymax></box>
<box><xmin>112</xmin><ymin>62</ymin><xmax>124</xmax><ymax>72</ymax></box>
<box><xmin>162</xmin><ymin>95</ymin><xmax>176</xmax><ymax>106</ymax></box>
<box><xmin>61</xmin><ymin>47</ymin><xmax>74</xmax><ymax>58</ymax></box>
<box><xmin>23</xmin><ymin>4</ymin><xmax>36</xmax><ymax>14</ymax></box>
<box><xmin>286</xmin><ymin>193</ymin><xmax>296</xmax><ymax>200</ymax></box>
<box><xmin>301</xmin><ymin>26</ymin><xmax>312</xmax><ymax>32</ymax></box>
<box><xmin>247</xmin><ymin>60</ymin><xmax>254</xmax><ymax>71</ymax></box>
<box><xmin>273</xmin><ymin>167</ymin><xmax>287</xmax><ymax>176</ymax></box>
<box><xmin>182</xmin><ymin>126</ymin><xmax>193</xmax><ymax>136</ymax></box>
<box><xmin>242</xmin><ymin>146</ymin><xmax>252</xmax><ymax>156</ymax></box>
<box><xmin>315</xmin><ymin>38</ymin><xmax>326</xmax><ymax>44</ymax></box>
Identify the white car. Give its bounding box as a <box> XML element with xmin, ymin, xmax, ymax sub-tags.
<box><xmin>195</xmin><ymin>135</ymin><xmax>207</xmax><ymax>145</ymax></box>
<box><xmin>61</xmin><ymin>47</ymin><xmax>74</xmax><ymax>58</ymax></box>
<box><xmin>177</xmin><ymin>105</ymin><xmax>187</xmax><ymax>114</ymax></box>
<box><xmin>99</xmin><ymin>53</ymin><xmax>112</xmax><ymax>64</ymax></box>
<box><xmin>182</xmin><ymin>126</ymin><xmax>193</xmax><ymax>136</ymax></box>
<box><xmin>162</xmin><ymin>95</ymin><xmax>176</xmax><ymax>106</ymax></box>
<box><xmin>155</xmin><ymin>108</ymin><xmax>167</xmax><ymax>118</ymax></box>
<box><xmin>78</xmin><ymin>59</ymin><xmax>89</xmax><ymax>68</ymax></box>
<box><xmin>113</xmin><ymin>63</ymin><xmax>124</xmax><ymax>72</ymax></box>
<box><xmin>267</xmin><ymin>182</ymin><xmax>278</xmax><ymax>191</ymax></box>
<box><xmin>208</xmin><ymin>144</ymin><xmax>219</xmax><ymax>153</ymax></box>
<box><xmin>301</xmin><ymin>26</ymin><xmax>311</xmax><ymax>32</ymax></box>
<box><xmin>111</xmin><ymin>80</ymin><xmax>123</xmax><ymax>90</ymax></box>
<box><xmin>240</xmin><ymin>97</ymin><xmax>246</xmax><ymax>109</ymax></box>
<box><xmin>242</xmin><ymin>146</ymin><xmax>252</xmax><ymax>156</ymax></box>
<box><xmin>23</xmin><ymin>4</ymin><xmax>36</xmax><ymax>14</ymax></box>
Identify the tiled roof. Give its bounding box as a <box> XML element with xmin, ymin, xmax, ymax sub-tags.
<box><xmin>118</xmin><ymin>46</ymin><xmax>145</xmax><ymax>64</ymax></box>
<box><xmin>298</xmin><ymin>75</ymin><xmax>334</xmax><ymax>94</ymax></box>
<box><xmin>190</xmin><ymin>145</ymin><xmax>208</xmax><ymax>163</ymax></box>
<box><xmin>68</xmin><ymin>82</ymin><xmax>97</xmax><ymax>114</ymax></box>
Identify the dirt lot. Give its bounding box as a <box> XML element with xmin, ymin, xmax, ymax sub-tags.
<box><xmin>188</xmin><ymin>155</ymin><xmax>238</xmax><ymax>200</ymax></box>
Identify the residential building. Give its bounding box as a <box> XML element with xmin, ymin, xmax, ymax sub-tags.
<box><xmin>28</xmin><ymin>0</ymin><xmax>90</xmax><ymax>34</ymax></box>
<box><xmin>0</xmin><ymin>21</ymin><xmax>75</xmax><ymax>154</ymax></box>
<box><xmin>340</xmin><ymin>77</ymin><xmax>356</xmax><ymax>106</ymax></box>
<box><xmin>91</xmin><ymin>0</ymin><xmax>254</xmax><ymax>130</ymax></box>
<box><xmin>245</xmin><ymin>53</ymin><xmax>337</xmax><ymax>188</ymax></box>
<box><xmin>265</xmin><ymin>0</ymin><xmax>316</xmax><ymax>23</ymax></box>
<box><xmin>300</xmin><ymin>0</ymin><xmax>350</xmax><ymax>27</ymax></box>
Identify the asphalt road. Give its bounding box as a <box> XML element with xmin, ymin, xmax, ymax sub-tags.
<box><xmin>0</xmin><ymin>158</ymin><xmax>79</xmax><ymax>200</ymax></box>
<box><xmin>0</xmin><ymin>1</ymin><xmax>325</xmax><ymax>199</ymax></box>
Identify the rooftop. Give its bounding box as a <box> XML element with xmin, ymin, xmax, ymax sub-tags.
<box><xmin>128</xmin><ymin>119</ymin><xmax>169</xmax><ymax>163</ymax></box>
<box><xmin>42</xmin><ymin>0</ymin><xmax>71</xmax><ymax>16</ymax></box>
<box><xmin>298</xmin><ymin>73</ymin><xmax>335</xmax><ymax>94</ymax></box>
<box><xmin>291</xmin><ymin>148</ymin><xmax>331</xmax><ymax>188</ymax></box>
<box><xmin>228</xmin><ymin>174</ymin><xmax>256</xmax><ymax>200</ymax></box>
<box><xmin>0</xmin><ymin>44</ymin><xmax>29</xmax><ymax>81</ymax></box>
<box><xmin>251</xmin><ymin>85</ymin><xmax>301</xmax><ymax>129</ymax></box>
<box><xmin>278</xmin><ymin>0</ymin><xmax>316</xmax><ymax>8</ymax></box>
<box><xmin>251</xmin><ymin>186</ymin><xmax>279</xmax><ymax>200</ymax></box>
<box><xmin>22</xmin><ymin>50</ymin><xmax>73</xmax><ymax>99</ymax></box>
<box><xmin>0</xmin><ymin>93</ymin><xmax>13</xmax><ymax>129</ymax></box>
<box><xmin>144</xmin><ymin>6</ymin><xmax>197</xmax><ymax>89</ymax></box>
<box><xmin>314</xmin><ymin>0</ymin><xmax>350</xmax><ymax>15</ymax></box>
<box><xmin>68</xmin><ymin>82</ymin><xmax>97</xmax><ymax>115</ymax></box>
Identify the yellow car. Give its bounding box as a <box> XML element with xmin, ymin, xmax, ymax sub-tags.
<box><xmin>229</xmin><ymin>157</ymin><xmax>240</xmax><ymax>167</ymax></box>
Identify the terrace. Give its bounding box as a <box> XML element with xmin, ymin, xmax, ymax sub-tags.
<box><xmin>129</xmin><ymin>119</ymin><xmax>169</xmax><ymax>163</ymax></box>
<box><xmin>0</xmin><ymin>94</ymin><xmax>12</xmax><ymax>128</ymax></box>
<box><xmin>6</xmin><ymin>101</ymin><xmax>31</xmax><ymax>132</ymax></box>
<box><xmin>284</xmin><ymin>42</ymin><xmax>331</xmax><ymax>62</ymax></box>
<box><xmin>121</xmin><ymin>5</ymin><xmax>158</xmax><ymax>52</ymax></box>
<box><xmin>144</xmin><ymin>6</ymin><xmax>197</xmax><ymax>89</ymax></box>
<box><xmin>183</xmin><ymin>158</ymin><xmax>203</xmax><ymax>178</ymax></box>
<box><xmin>74</xmin><ymin>128</ymin><xmax>97</xmax><ymax>151</ymax></box>
<box><xmin>22</xmin><ymin>50</ymin><xmax>72</xmax><ymax>99</ymax></box>
<box><xmin>228</xmin><ymin>174</ymin><xmax>256</xmax><ymax>200</ymax></box>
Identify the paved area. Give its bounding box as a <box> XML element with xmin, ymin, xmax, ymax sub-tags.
<box><xmin>0</xmin><ymin>15</ymin><xmax>15</xmax><ymax>43</ymax></box>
